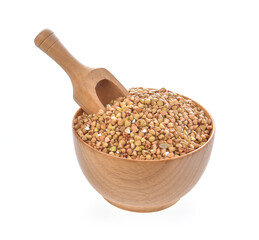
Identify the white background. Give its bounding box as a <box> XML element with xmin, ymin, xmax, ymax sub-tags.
<box><xmin>0</xmin><ymin>0</ymin><xmax>259</xmax><ymax>239</ymax></box>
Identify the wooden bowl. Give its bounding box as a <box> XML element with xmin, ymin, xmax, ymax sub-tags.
<box><xmin>73</xmin><ymin>100</ymin><xmax>215</xmax><ymax>212</ymax></box>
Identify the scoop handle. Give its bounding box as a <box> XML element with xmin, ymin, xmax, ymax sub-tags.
<box><xmin>34</xmin><ymin>29</ymin><xmax>91</xmax><ymax>80</ymax></box>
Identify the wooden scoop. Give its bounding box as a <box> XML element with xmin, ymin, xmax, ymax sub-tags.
<box><xmin>34</xmin><ymin>29</ymin><xmax>129</xmax><ymax>114</ymax></box>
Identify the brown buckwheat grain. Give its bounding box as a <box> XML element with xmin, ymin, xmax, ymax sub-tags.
<box><xmin>73</xmin><ymin>87</ymin><xmax>213</xmax><ymax>160</ymax></box>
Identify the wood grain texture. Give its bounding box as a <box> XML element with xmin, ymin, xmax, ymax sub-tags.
<box><xmin>34</xmin><ymin>29</ymin><xmax>129</xmax><ymax>114</ymax></box>
<box><xmin>73</xmin><ymin>103</ymin><xmax>215</xmax><ymax>212</ymax></box>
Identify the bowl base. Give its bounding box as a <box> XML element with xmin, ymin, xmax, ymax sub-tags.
<box><xmin>104</xmin><ymin>198</ymin><xmax>179</xmax><ymax>213</ymax></box>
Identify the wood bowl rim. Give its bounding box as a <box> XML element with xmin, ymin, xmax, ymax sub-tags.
<box><xmin>72</xmin><ymin>93</ymin><xmax>215</xmax><ymax>162</ymax></box>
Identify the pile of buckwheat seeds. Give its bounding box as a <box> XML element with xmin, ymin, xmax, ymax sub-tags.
<box><xmin>73</xmin><ymin>87</ymin><xmax>213</xmax><ymax>160</ymax></box>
